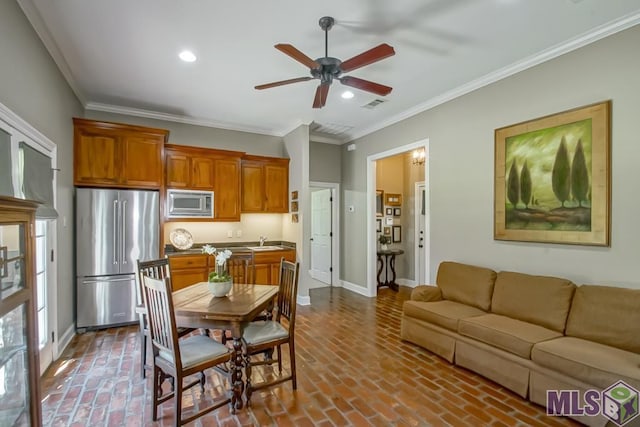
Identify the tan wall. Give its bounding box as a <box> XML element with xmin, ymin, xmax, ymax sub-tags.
<box><xmin>0</xmin><ymin>1</ymin><xmax>83</xmax><ymax>336</ymax></box>
<box><xmin>341</xmin><ymin>24</ymin><xmax>640</xmax><ymax>290</ymax></box>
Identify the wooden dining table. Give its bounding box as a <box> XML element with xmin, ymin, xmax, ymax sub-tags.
<box><xmin>172</xmin><ymin>282</ymin><xmax>279</xmax><ymax>412</ymax></box>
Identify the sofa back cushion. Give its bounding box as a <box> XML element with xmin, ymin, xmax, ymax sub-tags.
<box><xmin>491</xmin><ymin>271</ymin><xmax>575</xmax><ymax>332</ymax></box>
<box><xmin>436</xmin><ymin>262</ymin><xmax>497</xmax><ymax>311</ymax></box>
<box><xmin>566</xmin><ymin>285</ymin><xmax>640</xmax><ymax>353</ymax></box>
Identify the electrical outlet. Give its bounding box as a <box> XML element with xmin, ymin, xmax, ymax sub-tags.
<box><xmin>227</xmin><ymin>230</ymin><xmax>233</xmax><ymax>238</ymax></box>
<box><xmin>236</xmin><ymin>230</ymin><xmax>242</xmax><ymax>238</ymax></box>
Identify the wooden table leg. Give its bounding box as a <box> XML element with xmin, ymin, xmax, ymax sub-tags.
<box><xmin>231</xmin><ymin>334</ymin><xmax>244</xmax><ymax>412</ymax></box>
<box><xmin>376</xmin><ymin>254</ymin><xmax>384</xmax><ymax>288</ymax></box>
<box><xmin>388</xmin><ymin>254</ymin><xmax>399</xmax><ymax>291</ymax></box>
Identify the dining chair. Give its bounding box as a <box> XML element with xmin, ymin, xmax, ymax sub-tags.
<box><xmin>227</xmin><ymin>254</ymin><xmax>255</xmax><ymax>285</ymax></box>
<box><xmin>136</xmin><ymin>258</ymin><xmax>197</xmax><ymax>379</ymax></box>
<box><xmin>142</xmin><ymin>275</ymin><xmax>232</xmax><ymax>426</ymax></box>
<box><xmin>242</xmin><ymin>258</ymin><xmax>300</xmax><ymax>404</ymax></box>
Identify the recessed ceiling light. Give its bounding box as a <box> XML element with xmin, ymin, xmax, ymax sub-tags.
<box><xmin>179</xmin><ymin>50</ymin><xmax>197</xmax><ymax>62</ymax></box>
<box><xmin>341</xmin><ymin>91</ymin><xmax>354</xmax><ymax>99</ymax></box>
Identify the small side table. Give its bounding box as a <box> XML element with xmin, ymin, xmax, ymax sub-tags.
<box><xmin>377</xmin><ymin>249</ymin><xmax>404</xmax><ymax>291</ymax></box>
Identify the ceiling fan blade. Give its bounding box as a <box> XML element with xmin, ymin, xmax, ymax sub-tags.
<box><xmin>340</xmin><ymin>76</ymin><xmax>392</xmax><ymax>96</ymax></box>
<box><xmin>255</xmin><ymin>77</ymin><xmax>313</xmax><ymax>90</ymax></box>
<box><xmin>340</xmin><ymin>43</ymin><xmax>395</xmax><ymax>73</ymax></box>
<box><xmin>275</xmin><ymin>44</ymin><xmax>319</xmax><ymax>69</ymax></box>
<box><xmin>312</xmin><ymin>83</ymin><xmax>330</xmax><ymax>108</ymax></box>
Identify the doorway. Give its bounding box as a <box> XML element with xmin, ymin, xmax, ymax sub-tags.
<box><xmin>415</xmin><ymin>182</ymin><xmax>428</xmax><ymax>285</ymax></box>
<box><xmin>367</xmin><ymin>139</ymin><xmax>429</xmax><ymax>296</ymax></box>
<box><xmin>309</xmin><ymin>182</ymin><xmax>340</xmax><ymax>288</ymax></box>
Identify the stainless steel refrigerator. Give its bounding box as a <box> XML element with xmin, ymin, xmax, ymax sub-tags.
<box><xmin>76</xmin><ymin>188</ymin><xmax>159</xmax><ymax>329</ymax></box>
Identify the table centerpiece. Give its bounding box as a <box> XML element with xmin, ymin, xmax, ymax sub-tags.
<box><xmin>202</xmin><ymin>244</ymin><xmax>233</xmax><ymax>297</ymax></box>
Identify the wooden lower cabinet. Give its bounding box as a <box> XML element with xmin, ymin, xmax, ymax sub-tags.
<box><xmin>168</xmin><ymin>255</ymin><xmax>209</xmax><ymax>291</ymax></box>
<box><xmin>168</xmin><ymin>248</ymin><xmax>295</xmax><ymax>289</ymax></box>
<box><xmin>253</xmin><ymin>249</ymin><xmax>296</xmax><ymax>285</ymax></box>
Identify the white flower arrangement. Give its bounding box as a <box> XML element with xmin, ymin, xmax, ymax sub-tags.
<box><xmin>201</xmin><ymin>244</ymin><xmax>233</xmax><ymax>282</ymax></box>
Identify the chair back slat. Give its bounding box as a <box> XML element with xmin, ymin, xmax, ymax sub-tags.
<box><xmin>137</xmin><ymin>258</ymin><xmax>171</xmax><ymax>306</ymax></box>
<box><xmin>142</xmin><ymin>275</ymin><xmax>181</xmax><ymax>366</ymax></box>
<box><xmin>227</xmin><ymin>254</ymin><xmax>255</xmax><ymax>284</ymax></box>
<box><xmin>276</xmin><ymin>258</ymin><xmax>299</xmax><ymax>326</ymax></box>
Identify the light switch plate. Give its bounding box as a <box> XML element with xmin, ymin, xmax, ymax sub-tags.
<box><xmin>227</xmin><ymin>230</ymin><xmax>233</xmax><ymax>238</ymax></box>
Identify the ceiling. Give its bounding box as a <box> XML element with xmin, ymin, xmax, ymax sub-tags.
<box><xmin>19</xmin><ymin>0</ymin><xmax>640</xmax><ymax>143</ymax></box>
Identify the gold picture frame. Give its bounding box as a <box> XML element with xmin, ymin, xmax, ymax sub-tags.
<box><xmin>494</xmin><ymin>100</ymin><xmax>611</xmax><ymax>246</ymax></box>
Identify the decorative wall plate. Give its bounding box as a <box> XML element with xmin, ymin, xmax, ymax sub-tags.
<box><xmin>169</xmin><ymin>228</ymin><xmax>193</xmax><ymax>250</ymax></box>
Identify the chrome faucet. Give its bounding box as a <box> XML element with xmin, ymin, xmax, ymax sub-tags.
<box><xmin>259</xmin><ymin>235</ymin><xmax>267</xmax><ymax>246</ymax></box>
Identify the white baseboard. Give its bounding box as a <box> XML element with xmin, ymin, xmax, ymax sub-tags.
<box><xmin>396</xmin><ymin>278</ymin><xmax>418</xmax><ymax>288</ymax></box>
<box><xmin>341</xmin><ymin>280</ymin><xmax>375</xmax><ymax>297</ymax></box>
<box><xmin>297</xmin><ymin>295</ymin><xmax>311</xmax><ymax>306</ymax></box>
<box><xmin>55</xmin><ymin>324</ymin><xmax>76</xmax><ymax>359</ymax></box>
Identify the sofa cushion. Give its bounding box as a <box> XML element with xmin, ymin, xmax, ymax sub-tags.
<box><xmin>458</xmin><ymin>314</ymin><xmax>562</xmax><ymax>359</ymax></box>
<box><xmin>403</xmin><ymin>300</ymin><xmax>486</xmax><ymax>332</ymax></box>
<box><xmin>436</xmin><ymin>261</ymin><xmax>497</xmax><ymax>311</ymax></box>
<box><xmin>491</xmin><ymin>271</ymin><xmax>575</xmax><ymax>332</ymax></box>
<box><xmin>410</xmin><ymin>285</ymin><xmax>442</xmax><ymax>302</ymax></box>
<box><xmin>566</xmin><ymin>285</ymin><xmax>640</xmax><ymax>353</ymax></box>
<box><xmin>532</xmin><ymin>337</ymin><xmax>640</xmax><ymax>390</ymax></box>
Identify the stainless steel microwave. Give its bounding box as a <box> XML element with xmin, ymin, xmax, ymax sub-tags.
<box><xmin>166</xmin><ymin>189</ymin><xmax>214</xmax><ymax>218</ymax></box>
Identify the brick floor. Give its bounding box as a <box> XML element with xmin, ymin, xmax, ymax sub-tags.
<box><xmin>40</xmin><ymin>286</ymin><xmax>581</xmax><ymax>426</ymax></box>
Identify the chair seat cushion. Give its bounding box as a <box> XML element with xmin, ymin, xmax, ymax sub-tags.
<box><xmin>458</xmin><ymin>314</ymin><xmax>562</xmax><ymax>359</ymax></box>
<box><xmin>531</xmin><ymin>336</ymin><xmax>640</xmax><ymax>389</ymax></box>
<box><xmin>243</xmin><ymin>321</ymin><xmax>289</xmax><ymax>345</ymax></box>
<box><xmin>159</xmin><ymin>335</ymin><xmax>229</xmax><ymax>369</ymax></box>
<box><xmin>403</xmin><ymin>300</ymin><xmax>486</xmax><ymax>332</ymax></box>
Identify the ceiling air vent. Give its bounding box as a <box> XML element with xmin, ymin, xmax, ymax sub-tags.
<box><xmin>361</xmin><ymin>99</ymin><xmax>386</xmax><ymax>109</ymax></box>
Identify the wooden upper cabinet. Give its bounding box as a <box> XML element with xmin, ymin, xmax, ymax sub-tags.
<box><xmin>215</xmin><ymin>157</ymin><xmax>241</xmax><ymax>221</ymax></box>
<box><xmin>165</xmin><ymin>144</ymin><xmax>243</xmax><ymax>221</ymax></box>
<box><xmin>264</xmin><ymin>163</ymin><xmax>289</xmax><ymax>212</ymax></box>
<box><xmin>73</xmin><ymin>118</ymin><xmax>167</xmax><ymax>189</ymax></box>
<box><xmin>241</xmin><ymin>161</ymin><xmax>265</xmax><ymax>212</ymax></box>
<box><xmin>165</xmin><ymin>145</ymin><xmax>215</xmax><ymax>190</ymax></box>
<box><xmin>241</xmin><ymin>156</ymin><xmax>289</xmax><ymax>213</ymax></box>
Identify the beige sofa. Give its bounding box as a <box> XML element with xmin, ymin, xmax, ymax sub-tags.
<box><xmin>401</xmin><ymin>261</ymin><xmax>640</xmax><ymax>427</ymax></box>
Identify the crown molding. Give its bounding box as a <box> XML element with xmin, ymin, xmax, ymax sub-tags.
<box><xmin>346</xmin><ymin>11</ymin><xmax>640</xmax><ymax>142</ymax></box>
<box><xmin>0</xmin><ymin>100</ymin><xmax>56</xmax><ymax>152</ymax></box>
<box><xmin>84</xmin><ymin>102</ymin><xmax>282</xmax><ymax>137</ymax></box>
<box><xmin>17</xmin><ymin>0</ymin><xmax>86</xmax><ymax>106</ymax></box>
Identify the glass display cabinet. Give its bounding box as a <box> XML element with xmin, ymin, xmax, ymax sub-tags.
<box><xmin>0</xmin><ymin>196</ymin><xmax>41</xmax><ymax>426</ymax></box>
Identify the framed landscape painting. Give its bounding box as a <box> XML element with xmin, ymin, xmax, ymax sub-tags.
<box><xmin>494</xmin><ymin>101</ymin><xmax>611</xmax><ymax>246</ymax></box>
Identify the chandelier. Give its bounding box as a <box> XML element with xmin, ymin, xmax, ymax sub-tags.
<box><xmin>412</xmin><ymin>148</ymin><xmax>425</xmax><ymax>166</ymax></box>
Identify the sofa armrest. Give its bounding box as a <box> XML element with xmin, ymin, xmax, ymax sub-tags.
<box><xmin>411</xmin><ymin>285</ymin><xmax>443</xmax><ymax>302</ymax></box>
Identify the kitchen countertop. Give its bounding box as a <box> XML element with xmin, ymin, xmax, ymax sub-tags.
<box><xmin>164</xmin><ymin>241</ymin><xmax>296</xmax><ymax>256</ymax></box>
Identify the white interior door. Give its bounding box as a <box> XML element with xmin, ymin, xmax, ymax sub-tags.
<box><xmin>310</xmin><ymin>188</ymin><xmax>332</xmax><ymax>285</ymax></box>
<box><xmin>415</xmin><ymin>183</ymin><xmax>427</xmax><ymax>285</ymax></box>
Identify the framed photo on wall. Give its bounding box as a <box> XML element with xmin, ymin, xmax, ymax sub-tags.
<box><xmin>494</xmin><ymin>100</ymin><xmax>611</xmax><ymax>246</ymax></box>
<box><xmin>385</xmin><ymin>207</ymin><xmax>393</xmax><ymax>216</ymax></box>
<box><xmin>393</xmin><ymin>208</ymin><xmax>401</xmax><ymax>217</ymax></box>
<box><xmin>376</xmin><ymin>218</ymin><xmax>382</xmax><ymax>232</ymax></box>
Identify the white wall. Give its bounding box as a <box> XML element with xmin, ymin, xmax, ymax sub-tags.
<box><xmin>341</xmin><ymin>24</ymin><xmax>640</xmax><ymax>289</ymax></box>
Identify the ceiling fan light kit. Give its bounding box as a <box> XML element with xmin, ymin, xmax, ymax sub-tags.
<box><xmin>255</xmin><ymin>16</ymin><xmax>395</xmax><ymax>109</ymax></box>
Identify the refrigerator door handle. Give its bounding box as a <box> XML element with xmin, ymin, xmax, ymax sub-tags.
<box><xmin>121</xmin><ymin>199</ymin><xmax>127</xmax><ymax>266</ymax></box>
<box><xmin>112</xmin><ymin>200</ymin><xmax>119</xmax><ymax>265</ymax></box>
<box><xmin>81</xmin><ymin>277</ymin><xmax>134</xmax><ymax>285</ymax></box>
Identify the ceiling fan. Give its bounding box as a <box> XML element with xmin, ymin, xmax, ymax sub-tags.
<box><xmin>255</xmin><ymin>16</ymin><xmax>395</xmax><ymax>108</ymax></box>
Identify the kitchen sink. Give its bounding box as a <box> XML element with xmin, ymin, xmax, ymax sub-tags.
<box><xmin>247</xmin><ymin>246</ymin><xmax>284</xmax><ymax>251</ymax></box>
